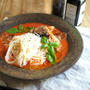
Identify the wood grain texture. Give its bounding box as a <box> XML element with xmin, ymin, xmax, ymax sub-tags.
<box><xmin>0</xmin><ymin>0</ymin><xmax>52</xmax><ymax>18</ymax></box>
<box><xmin>0</xmin><ymin>0</ymin><xmax>90</xmax><ymax>28</ymax></box>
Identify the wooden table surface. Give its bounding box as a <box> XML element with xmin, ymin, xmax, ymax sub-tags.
<box><xmin>0</xmin><ymin>0</ymin><xmax>90</xmax><ymax>28</ymax></box>
<box><xmin>0</xmin><ymin>0</ymin><xmax>52</xmax><ymax>18</ymax></box>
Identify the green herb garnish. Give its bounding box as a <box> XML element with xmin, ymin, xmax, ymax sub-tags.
<box><xmin>41</xmin><ymin>44</ymin><xmax>48</xmax><ymax>49</ymax></box>
<box><xmin>46</xmin><ymin>53</ymin><xmax>55</xmax><ymax>64</ymax></box>
<box><xmin>49</xmin><ymin>42</ymin><xmax>59</xmax><ymax>48</ymax></box>
<box><xmin>18</xmin><ymin>24</ymin><xmax>23</xmax><ymax>30</ymax></box>
<box><xmin>41</xmin><ymin>36</ymin><xmax>48</xmax><ymax>43</ymax></box>
<box><xmin>41</xmin><ymin>36</ymin><xmax>59</xmax><ymax>64</ymax></box>
<box><xmin>6</xmin><ymin>28</ymin><xmax>19</xmax><ymax>33</ymax></box>
<box><xmin>5</xmin><ymin>24</ymin><xmax>34</xmax><ymax>34</ymax></box>
<box><xmin>47</xmin><ymin>46</ymin><xmax>56</xmax><ymax>60</ymax></box>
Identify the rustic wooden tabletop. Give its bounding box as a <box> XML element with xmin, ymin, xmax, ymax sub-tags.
<box><xmin>0</xmin><ymin>0</ymin><xmax>90</xmax><ymax>28</ymax></box>
<box><xmin>0</xmin><ymin>0</ymin><xmax>52</xmax><ymax>18</ymax></box>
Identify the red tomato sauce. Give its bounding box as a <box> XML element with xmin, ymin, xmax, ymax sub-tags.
<box><xmin>0</xmin><ymin>23</ymin><xmax>68</xmax><ymax>70</ymax></box>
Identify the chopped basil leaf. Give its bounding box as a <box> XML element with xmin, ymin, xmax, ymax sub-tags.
<box><xmin>40</xmin><ymin>36</ymin><xmax>59</xmax><ymax>64</ymax></box>
<box><xmin>46</xmin><ymin>53</ymin><xmax>55</xmax><ymax>64</ymax></box>
<box><xmin>6</xmin><ymin>28</ymin><xmax>19</xmax><ymax>33</ymax></box>
<box><xmin>41</xmin><ymin>36</ymin><xmax>48</xmax><ymax>43</ymax></box>
<box><xmin>47</xmin><ymin>46</ymin><xmax>56</xmax><ymax>59</ymax></box>
<box><xmin>49</xmin><ymin>42</ymin><xmax>59</xmax><ymax>48</ymax></box>
<box><xmin>6</xmin><ymin>25</ymin><xmax>35</xmax><ymax>34</ymax></box>
<box><xmin>18</xmin><ymin>24</ymin><xmax>23</xmax><ymax>30</ymax></box>
<box><xmin>41</xmin><ymin>44</ymin><xmax>48</xmax><ymax>49</ymax></box>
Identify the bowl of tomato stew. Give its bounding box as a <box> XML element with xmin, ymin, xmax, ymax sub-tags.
<box><xmin>0</xmin><ymin>13</ymin><xmax>83</xmax><ymax>79</ymax></box>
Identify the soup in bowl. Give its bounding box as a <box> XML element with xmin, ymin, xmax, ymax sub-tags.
<box><xmin>0</xmin><ymin>13</ymin><xmax>83</xmax><ymax>79</ymax></box>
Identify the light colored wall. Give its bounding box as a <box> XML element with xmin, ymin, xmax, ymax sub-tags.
<box><xmin>81</xmin><ymin>0</ymin><xmax>90</xmax><ymax>28</ymax></box>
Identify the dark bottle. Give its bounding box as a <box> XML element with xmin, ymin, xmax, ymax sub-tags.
<box><xmin>65</xmin><ymin>0</ymin><xmax>86</xmax><ymax>26</ymax></box>
<box><xmin>52</xmin><ymin>0</ymin><xmax>67</xmax><ymax>19</ymax></box>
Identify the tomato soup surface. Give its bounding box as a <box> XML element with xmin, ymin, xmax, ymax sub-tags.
<box><xmin>0</xmin><ymin>23</ymin><xmax>68</xmax><ymax>70</ymax></box>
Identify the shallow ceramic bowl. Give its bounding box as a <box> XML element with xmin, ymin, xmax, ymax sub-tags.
<box><xmin>0</xmin><ymin>13</ymin><xmax>83</xmax><ymax>79</ymax></box>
